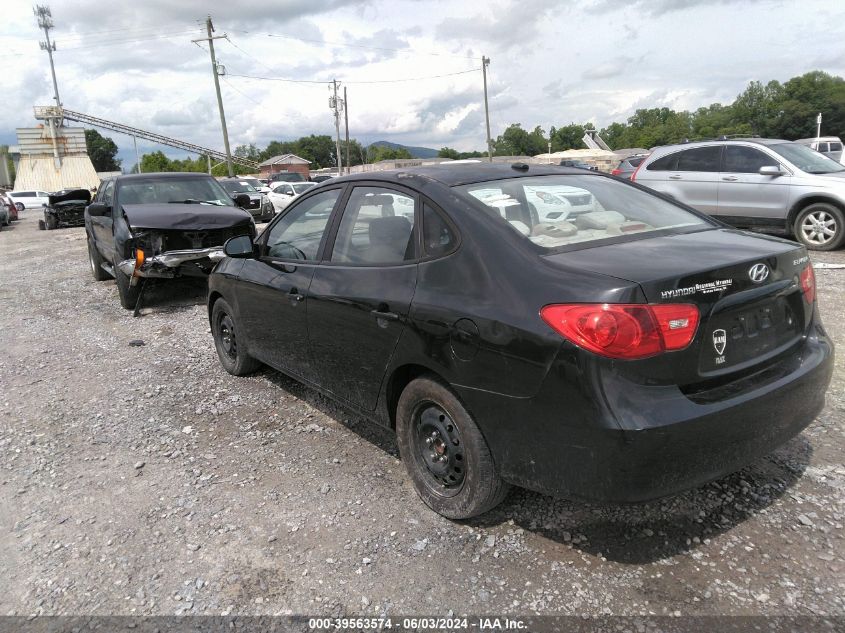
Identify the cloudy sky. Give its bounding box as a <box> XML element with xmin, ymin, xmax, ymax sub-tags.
<box><xmin>1</xmin><ymin>0</ymin><xmax>843</xmax><ymax>166</ymax></box>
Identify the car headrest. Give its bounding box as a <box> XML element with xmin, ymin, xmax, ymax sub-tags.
<box><xmin>369</xmin><ymin>215</ymin><xmax>412</xmax><ymax>245</ymax></box>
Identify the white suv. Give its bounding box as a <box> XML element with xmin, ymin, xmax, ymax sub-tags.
<box><xmin>633</xmin><ymin>138</ymin><xmax>845</xmax><ymax>250</ymax></box>
<box><xmin>8</xmin><ymin>190</ymin><xmax>51</xmax><ymax>211</ymax></box>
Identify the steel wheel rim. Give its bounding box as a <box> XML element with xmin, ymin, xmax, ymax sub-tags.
<box><xmin>411</xmin><ymin>402</ymin><xmax>465</xmax><ymax>496</ymax></box>
<box><xmin>801</xmin><ymin>210</ymin><xmax>837</xmax><ymax>245</ymax></box>
<box><xmin>218</xmin><ymin>313</ymin><xmax>238</xmax><ymax>359</ymax></box>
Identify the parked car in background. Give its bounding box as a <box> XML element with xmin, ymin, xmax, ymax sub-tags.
<box><xmin>0</xmin><ymin>201</ymin><xmax>8</xmax><ymax>228</ymax></box>
<box><xmin>235</xmin><ymin>176</ymin><xmax>271</xmax><ymax>194</ymax></box>
<box><xmin>795</xmin><ymin>136</ymin><xmax>844</xmax><ymax>164</ymax></box>
<box><xmin>1</xmin><ymin>193</ymin><xmax>18</xmax><ymax>221</ymax></box>
<box><xmin>611</xmin><ymin>154</ymin><xmax>649</xmax><ymax>180</ymax></box>
<box><xmin>208</xmin><ymin>163</ymin><xmax>832</xmax><ymax>519</ymax></box>
<box><xmin>39</xmin><ymin>188</ymin><xmax>91</xmax><ymax>230</ymax></box>
<box><xmin>267</xmin><ymin>181</ymin><xmax>317</xmax><ymax>212</ymax></box>
<box><xmin>267</xmin><ymin>171</ymin><xmax>307</xmax><ymax>184</ymax></box>
<box><xmin>558</xmin><ymin>159</ymin><xmax>598</xmax><ymax>171</ymax></box>
<box><xmin>85</xmin><ymin>173</ymin><xmax>256</xmax><ymax>310</ymax></box>
<box><xmin>218</xmin><ymin>178</ymin><xmax>275</xmax><ymax>223</ymax></box>
<box><xmin>8</xmin><ymin>190</ymin><xmax>50</xmax><ymax>211</ymax></box>
<box><xmin>633</xmin><ymin>138</ymin><xmax>845</xmax><ymax>250</ymax></box>
<box><xmin>311</xmin><ymin>174</ymin><xmax>336</xmax><ymax>183</ymax></box>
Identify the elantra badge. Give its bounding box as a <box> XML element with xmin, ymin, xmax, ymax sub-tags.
<box><xmin>712</xmin><ymin>329</ymin><xmax>727</xmax><ymax>355</ymax></box>
<box><xmin>748</xmin><ymin>263</ymin><xmax>769</xmax><ymax>283</ymax></box>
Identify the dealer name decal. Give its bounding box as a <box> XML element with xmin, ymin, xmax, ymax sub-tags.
<box><xmin>661</xmin><ymin>279</ymin><xmax>733</xmax><ymax>299</ymax></box>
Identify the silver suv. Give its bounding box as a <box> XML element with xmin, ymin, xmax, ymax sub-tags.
<box><xmin>633</xmin><ymin>138</ymin><xmax>845</xmax><ymax>250</ymax></box>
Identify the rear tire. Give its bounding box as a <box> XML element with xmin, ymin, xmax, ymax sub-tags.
<box><xmin>211</xmin><ymin>298</ymin><xmax>261</xmax><ymax>376</ymax></box>
<box><xmin>114</xmin><ymin>263</ymin><xmax>142</xmax><ymax>310</ymax></box>
<box><xmin>396</xmin><ymin>377</ymin><xmax>510</xmax><ymax>519</ymax></box>
<box><xmin>794</xmin><ymin>203</ymin><xmax>845</xmax><ymax>251</ymax></box>
<box><xmin>87</xmin><ymin>236</ymin><xmax>110</xmax><ymax>281</ymax></box>
<box><xmin>45</xmin><ymin>214</ymin><xmax>57</xmax><ymax>230</ymax></box>
<box><xmin>38</xmin><ymin>219</ymin><xmax>46</xmax><ymax>230</ymax></box>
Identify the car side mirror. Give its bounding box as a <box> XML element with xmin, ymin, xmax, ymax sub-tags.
<box><xmin>759</xmin><ymin>165</ymin><xmax>782</xmax><ymax>176</ymax></box>
<box><xmin>234</xmin><ymin>193</ymin><xmax>251</xmax><ymax>209</ymax></box>
<box><xmin>87</xmin><ymin>202</ymin><xmax>111</xmax><ymax>217</ymax></box>
<box><xmin>223</xmin><ymin>234</ymin><xmax>255</xmax><ymax>258</ymax></box>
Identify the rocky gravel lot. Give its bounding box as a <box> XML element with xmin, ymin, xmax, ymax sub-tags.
<box><xmin>0</xmin><ymin>213</ymin><xmax>843</xmax><ymax>618</ymax></box>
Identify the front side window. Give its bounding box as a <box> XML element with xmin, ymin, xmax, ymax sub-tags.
<box><xmin>263</xmin><ymin>189</ymin><xmax>340</xmax><ymax>261</ymax></box>
<box><xmin>330</xmin><ymin>187</ymin><xmax>417</xmax><ymax>265</ymax></box>
<box><xmin>676</xmin><ymin>146</ymin><xmax>721</xmax><ymax>172</ymax></box>
<box><xmin>817</xmin><ymin>143</ymin><xmax>829</xmax><ymax>153</ymax></box>
<box><xmin>100</xmin><ymin>180</ymin><xmax>115</xmax><ymax>206</ymax></box>
<box><xmin>455</xmin><ymin>174</ymin><xmax>712</xmax><ymax>251</ymax></box>
<box><xmin>722</xmin><ymin>146</ymin><xmax>779</xmax><ymax>173</ymax></box>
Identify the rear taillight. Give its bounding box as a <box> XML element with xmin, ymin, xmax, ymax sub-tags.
<box><xmin>800</xmin><ymin>264</ymin><xmax>815</xmax><ymax>304</ymax></box>
<box><xmin>611</xmin><ymin>169</ymin><xmax>622</xmax><ymax>176</ymax></box>
<box><xmin>630</xmin><ymin>161</ymin><xmax>645</xmax><ymax>182</ymax></box>
<box><xmin>540</xmin><ymin>303</ymin><xmax>700</xmax><ymax>360</ymax></box>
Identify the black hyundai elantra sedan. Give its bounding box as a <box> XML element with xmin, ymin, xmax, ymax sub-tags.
<box><xmin>208</xmin><ymin>163</ymin><xmax>833</xmax><ymax>519</ymax></box>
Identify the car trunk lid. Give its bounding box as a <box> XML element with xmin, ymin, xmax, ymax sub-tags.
<box><xmin>544</xmin><ymin>228</ymin><xmax>814</xmax><ymax>384</ymax></box>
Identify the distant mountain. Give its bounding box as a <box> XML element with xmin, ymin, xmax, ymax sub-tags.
<box><xmin>368</xmin><ymin>140</ymin><xmax>439</xmax><ymax>159</ymax></box>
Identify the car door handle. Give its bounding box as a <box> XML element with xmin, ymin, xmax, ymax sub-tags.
<box><xmin>721</xmin><ymin>176</ymin><xmax>738</xmax><ymax>181</ymax></box>
<box><xmin>668</xmin><ymin>174</ymin><xmax>682</xmax><ymax>180</ymax></box>
<box><xmin>288</xmin><ymin>288</ymin><xmax>304</xmax><ymax>302</ymax></box>
<box><xmin>370</xmin><ymin>309</ymin><xmax>399</xmax><ymax>321</ymax></box>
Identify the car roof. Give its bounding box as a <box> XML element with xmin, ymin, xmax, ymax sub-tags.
<box><xmin>652</xmin><ymin>138</ymin><xmax>788</xmax><ymax>152</ymax></box>
<box><xmin>327</xmin><ymin>163</ymin><xmax>593</xmax><ymax>187</ymax></box>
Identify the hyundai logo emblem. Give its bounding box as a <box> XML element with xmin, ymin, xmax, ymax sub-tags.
<box><xmin>748</xmin><ymin>263</ymin><xmax>769</xmax><ymax>283</ymax></box>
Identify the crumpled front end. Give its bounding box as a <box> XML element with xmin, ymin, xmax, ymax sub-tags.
<box><xmin>118</xmin><ymin>224</ymin><xmax>253</xmax><ymax>283</ymax></box>
<box><xmin>46</xmin><ymin>201</ymin><xmax>88</xmax><ymax>227</ymax></box>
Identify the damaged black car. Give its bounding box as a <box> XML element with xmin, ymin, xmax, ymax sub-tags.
<box><xmin>85</xmin><ymin>172</ymin><xmax>256</xmax><ymax>310</ymax></box>
<box><xmin>39</xmin><ymin>188</ymin><xmax>92</xmax><ymax>230</ymax></box>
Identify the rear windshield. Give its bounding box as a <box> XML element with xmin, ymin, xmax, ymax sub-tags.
<box><xmin>770</xmin><ymin>142</ymin><xmax>845</xmax><ymax>174</ymax></box>
<box><xmin>453</xmin><ymin>175</ymin><xmax>712</xmax><ymax>251</ymax></box>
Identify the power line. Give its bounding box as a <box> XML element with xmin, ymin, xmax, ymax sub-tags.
<box><xmin>226</xmin><ymin>27</ymin><xmax>477</xmax><ymax>60</ymax></box>
<box><xmin>227</xmin><ymin>67</ymin><xmax>481</xmax><ymax>86</ymax></box>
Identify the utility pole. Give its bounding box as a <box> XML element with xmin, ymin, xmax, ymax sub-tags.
<box><xmin>344</xmin><ymin>86</ymin><xmax>350</xmax><ymax>175</ymax></box>
<box><xmin>330</xmin><ymin>79</ymin><xmax>343</xmax><ymax>175</ymax></box>
<box><xmin>193</xmin><ymin>16</ymin><xmax>233</xmax><ymax>176</ymax></box>
<box><xmin>482</xmin><ymin>56</ymin><xmax>492</xmax><ymax>162</ymax></box>
<box><xmin>816</xmin><ymin>112</ymin><xmax>822</xmax><ymax>141</ymax></box>
<box><xmin>133</xmin><ymin>135</ymin><xmax>141</xmax><ymax>173</ymax></box>
<box><xmin>34</xmin><ymin>5</ymin><xmax>61</xmax><ymax>107</ymax></box>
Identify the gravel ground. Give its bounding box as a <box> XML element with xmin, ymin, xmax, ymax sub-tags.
<box><xmin>0</xmin><ymin>213</ymin><xmax>843</xmax><ymax>618</ymax></box>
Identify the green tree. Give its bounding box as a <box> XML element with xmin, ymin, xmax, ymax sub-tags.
<box><xmin>369</xmin><ymin>145</ymin><xmax>413</xmax><ymax>162</ymax></box>
<box><xmin>85</xmin><ymin>129</ymin><xmax>122</xmax><ymax>172</ymax></box>
<box><xmin>438</xmin><ymin>147</ymin><xmax>461</xmax><ymax>159</ymax></box>
<box><xmin>493</xmin><ymin>123</ymin><xmax>548</xmax><ymax>156</ymax></box>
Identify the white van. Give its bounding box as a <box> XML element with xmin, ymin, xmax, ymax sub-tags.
<box><xmin>8</xmin><ymin>190</ymin><xmax>51</xmax><ymax>211</ymax></box>
<box><xmin>795</xmin><ymin>136</ymin><xmax>844</xmax><ymax>164</ymax></box>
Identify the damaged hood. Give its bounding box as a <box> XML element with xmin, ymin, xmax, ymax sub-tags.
<box><xmin>121</xmin><ymin>203</ymin><xmax>254</xmax><ymax>231</ymax></box>
<box><xmin>49</xmin><ymin>189</ymin><xmax>92</xmax><ymax>206</ymax></box>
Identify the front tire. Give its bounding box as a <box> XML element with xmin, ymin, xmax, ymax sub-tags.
<box><xmin>211</xmin><ymin>298</ymin><xmax>260</xmax><ymax>376</ymax></box>
<box><xmin>396</xmin><ymin>377</ymin><xmax>510</xmax><ymax>519</ymax></box>
<box><xmin>87</xmin><ymin>236</ymin><xmax>110</xmax><ymax>281</ymax></box>
<box><xmin>794</xmin><ymin>203</ymin><xmax>845</xmax><ymax>251</ymax></box>
<box><xmin>114</xmin><ymin>263</ymin><xmax>142</xmax><ymax>310</ymax></box>
<box><xmin>44</xmin><ymin>214</ymin><xmax>57</xmax><ymax>230</ymax></box>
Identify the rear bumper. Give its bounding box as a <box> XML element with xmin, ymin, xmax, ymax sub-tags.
<box><xmin>458</xmin><ymin>325</ymin><xmax>834</xmax><ymax>503</ymax></box>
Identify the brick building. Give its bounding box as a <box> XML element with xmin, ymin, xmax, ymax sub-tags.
<box><xmin>258</xmin><ymin>154</ymin><xmax>311</xmax><ymax>179</ymax></box>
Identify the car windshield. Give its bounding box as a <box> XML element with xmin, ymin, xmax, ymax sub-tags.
<box><xmin>220</xmin><ymin>180</ymin><xmax>257</xmax><ymax>194</ymax></box>
<box><xmin>454</xmin><ymin>175</ymin><xmax>712</xmax><ymax>251</ymax></box>
<box><xmin>118</xmin><ymin>177</ymin><xmax>234</xmax><ymax>206</ymax></box>
<box><xmin>292</xmin><ymin>183</ymin><xmax>316</xmax><ymax>194</ymax></box>
<box><xmin>769</xmin><ymin>142</ymin><xmax>845</xmax><ymax>174</ymax></box>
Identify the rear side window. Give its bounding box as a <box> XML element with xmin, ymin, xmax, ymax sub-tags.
<box><xmin>646</xmin><ymin>153</ymin><xmax>679</xmax><ymax>171</ymax></box>
<box><xmin>676</xmin><ymin>146</ymin><xmax>721</xmax><ymax>172</ymax></box>
<box><xmin>628</xmin><ymin>156</ymin><xmax>645</xmax><ymax>167</ymax></box>
<box><xmin>830</xmin><ymin>142</ymin><xmax>843</xmax><ymax>152</ymax></box>
<box><xmin>722</xmin><ymin>146</ymin><xmax>779</xmax><ymax>173</ymax></box>
<box><xmin>17</xmin><ymin>192</ymin><xmax>35</xmax><ymax>197</ymax></box>
<box><xmin>422</xmin><ymin>203</ymin><xmax>457</xmax><ymax>258</ymax></box>
<box><xmin>330</xmin><ymin>187</ymin><xmax>417</xmax><ymax>265</ymax></box>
